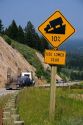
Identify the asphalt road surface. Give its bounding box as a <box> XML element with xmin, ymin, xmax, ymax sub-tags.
<box><xmin>0</xmin><ymin>81</ymin><xmax>80</xmax><ymax>96</ymax></box>
<box><xmin>37</xmin><ymin>81</ymin><xmax>80</xmax><ymax>87</ymax></box>
<box><xmin>0</xmin><ymin>88</ymin><xmax>17</xmax><ymax>97</ymax></box>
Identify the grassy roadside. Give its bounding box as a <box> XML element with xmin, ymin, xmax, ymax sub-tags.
<box><xmin>0</xmin><ymin>94</ymin><xmax>12</xmax><ymax>124</ymax></box>
<box><xmin>16</xmin><ymin>88</ymin><xmax>83</xmax><ymax>125</ymax></box>
<box><xmin>0</xmin><ymin>94</ymin><xmax>11</xmax><ymax>108</ymax></box>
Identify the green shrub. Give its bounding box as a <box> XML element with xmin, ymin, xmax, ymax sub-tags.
<box><xmin>70</xmin><ymin>84</ymin><xmax>83</xmax><ymax>89</ymax></box>
<box><xmin>3</xmin><ymin>35</ymin><xmax>12</xmax><ymax>45</ymax></box>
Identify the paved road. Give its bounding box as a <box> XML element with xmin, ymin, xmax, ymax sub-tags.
<box><xmin>0</xmin><ymin>82</ymin><xmax>80</xmax><ymax>96</ymax></box>
<box><xmin>0</xmin><ymin>88</ymin><xmax>17</xmax><ymax>97</ymax></box>
<box><xmin>36</xmin><ymin>81</ymin><xmax>80</xmax><ymax>87</ymax></box>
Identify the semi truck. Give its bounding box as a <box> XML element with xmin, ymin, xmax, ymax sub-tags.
<box><xmin>17</xmin><ymin>72</ymin><xmax>35</xmax><ymax>87</ymax></box>
<box><xmin>5</xmin><ymin>71</ymin><xmax>35</xmax><ymax>90</ymax></box>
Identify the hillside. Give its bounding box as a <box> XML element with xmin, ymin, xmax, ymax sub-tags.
<box><xmin>3</xmin><ymin>35</ymin><xmax>50</xmax><ymax>81</ymax></box>
<box><xmin>0</xmin><ymin>35</ymin><xmax>52</xmax><ymax>87</ymax></box>
<box><xmin>59</xmin><ymin>38</ymin><xmax>83</xmax><ymax>80</ymax></box>
<box><xmin>60</xmin><ymin>39</ymin><xmax>83</xmax><ymax>55</ymax></box>
<box><xmin>0</xmin><ymin>36</ymin><xmax>36</xmax><ymax>87</ymax></box>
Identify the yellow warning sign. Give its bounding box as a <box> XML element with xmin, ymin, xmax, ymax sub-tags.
<box><xmin>38</xmin><ymin>10</ymin><xmax>75</xmax><ymax>48</ymax></box>
<box><xmin>44</xmin><ymin>50</ymin><xmax>66</xmax><ymax>65</ymax></box>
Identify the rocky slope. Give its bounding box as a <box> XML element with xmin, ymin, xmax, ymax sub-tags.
<box><xmin>0</xmin><ymin>37</ymin><xmax>36</xmax><ymax>87</ymax></box>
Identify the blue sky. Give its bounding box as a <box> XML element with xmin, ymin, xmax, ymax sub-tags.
<box><xmin>0</xmin><ymin>0</ymin><xmax>83</xmax><ymax>39</ymax></box>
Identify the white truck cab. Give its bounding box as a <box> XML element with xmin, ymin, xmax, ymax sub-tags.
<box><xmin>21</xmin><ymin>72</ymin><xmax>32</xmax><ymax>80</ymax></box>
<box><xmin>21</xmin><ymin>72</ymin><xmax>35</xmax><ymax>84</ymax></box>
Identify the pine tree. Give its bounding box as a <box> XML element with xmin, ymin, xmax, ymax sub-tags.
<box><xmin>40</xmin><ymin>36</ymin><xmax>49</xmax><ymax>53</ymax></box>
<box><xmin>0</xmin><ymin>19</ymin><xmax>4</xmax><ymax>34</ymax></box>
<box><xmin>17</xmin><ymin>25</ymin><xmax>25</xmax><ymax>44</ymax></box>
<box><xmin>5</xmin><ymin>20</ymin><xmax>18</xmax><ymax>40</ymax></box>
<box><xmin>24</xmin><ymin>21</ymin><xmax>40</xmax><ymax>49</ymax></box>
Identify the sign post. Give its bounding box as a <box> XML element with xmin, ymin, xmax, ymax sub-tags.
<box><xmin>38</xmin><ymin>10</ymin><xmax>75</xmax><ymax>121</ymax></box>
<box><xmin>49</xmin><ymin>65</ymin><xmax>57</xmax><ymax>121</ymax></box>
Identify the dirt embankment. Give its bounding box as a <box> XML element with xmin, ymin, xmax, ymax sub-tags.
<box><xmin>0</xmin><ymin>108</ymin><xmax>3</xmax><ymax>125</ymax></box>
<box><xmin>0</xmin><ymin>37</ymin><xmax>36</xmax><ymax>88</ymax></box>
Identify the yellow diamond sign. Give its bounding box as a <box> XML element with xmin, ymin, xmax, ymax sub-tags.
<box><xmin>38</xmin><ymin>10</ymin><xmax>75</xmax><ymax>48</ymax></box>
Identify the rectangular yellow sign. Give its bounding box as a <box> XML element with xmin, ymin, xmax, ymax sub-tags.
<box><xmin>44</xmin><ymin>50</ymin><xmax>66</xmax><ymax>65</ymax></box>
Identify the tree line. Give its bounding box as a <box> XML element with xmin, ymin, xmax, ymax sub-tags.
<box><xmin>0</xmin><ymin>19</ymin><xmax>49</xmax><ymax>53</ymax></box>
<box><xmin>1</xmin><ymin>19</ymin><xmax>83</xmax><ymax>81</ymax></box>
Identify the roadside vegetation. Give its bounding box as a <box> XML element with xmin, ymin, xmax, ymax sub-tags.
<box><xmin>0</xmin><ymin>94</ymin><xmax>11</xmax><ymax>108</ymax></box>
<box><xmin>3</xmin><ymin>35</ymin><xmax>50</xmax><ymax>82</ymax></box>
<box><xmin>16</xmin><ymin>87</ymin><xmax>83</xmax><ymax>125</ymax></box>
<box><xmin>60</xmin><ymin>68</ymin><xmax>83</xmax><ymax>81</ymax></box>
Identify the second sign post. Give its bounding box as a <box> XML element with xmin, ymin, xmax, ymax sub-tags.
<box><xmin>38</xmin><ymin>10</ymin><xmax>75</xmax><ymax>121</ymax></box>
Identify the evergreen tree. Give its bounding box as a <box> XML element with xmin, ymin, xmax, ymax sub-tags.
<box><xmin>5</xmin><ymin>20</ymin><xmax>18</xmax><ymax>40</ymax></box>
<box><xmin>0</xmin><ymin>19</ymin><xmax>4</xmax><ymax>34</ymax></box>
<box><xmin>40</xmin><ymin>36</ymin><xmax>49</xmax><ymax>53</ymax></box>
<box><xmin>17</xmin><ymin>25</ymin><xmax>25</xmax><ymax>44</ymax></box>
<box><xmin>24</xmin><ymin>21</ymin><xmax>40</xmax><ymax>50</ymax></box>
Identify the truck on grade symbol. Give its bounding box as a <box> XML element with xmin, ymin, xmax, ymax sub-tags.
<box><xmin>44</xmin><ymin>17</ymin><xmax>66</xmax><ymax>34</ymax></box>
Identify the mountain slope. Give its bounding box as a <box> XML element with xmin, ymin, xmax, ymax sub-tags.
<box><xmin>0</xmin><ymin>36</ymin><xmax>36</xmax><ymax>87</ymax></box>
<box><xmin>60</xmin><ymin>39</ymin><xmax>83</xmax><ymax>55</ymax></box>
<box><xmin>3</xmin><ymin>35</ymin><xmax>51</xmax><ymax>82</ymax></box>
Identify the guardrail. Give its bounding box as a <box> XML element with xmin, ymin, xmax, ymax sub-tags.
<box><xmin>2</xmin><ymin>91</ymin><xmax>24</xmax><ymax>125</ymax></box>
